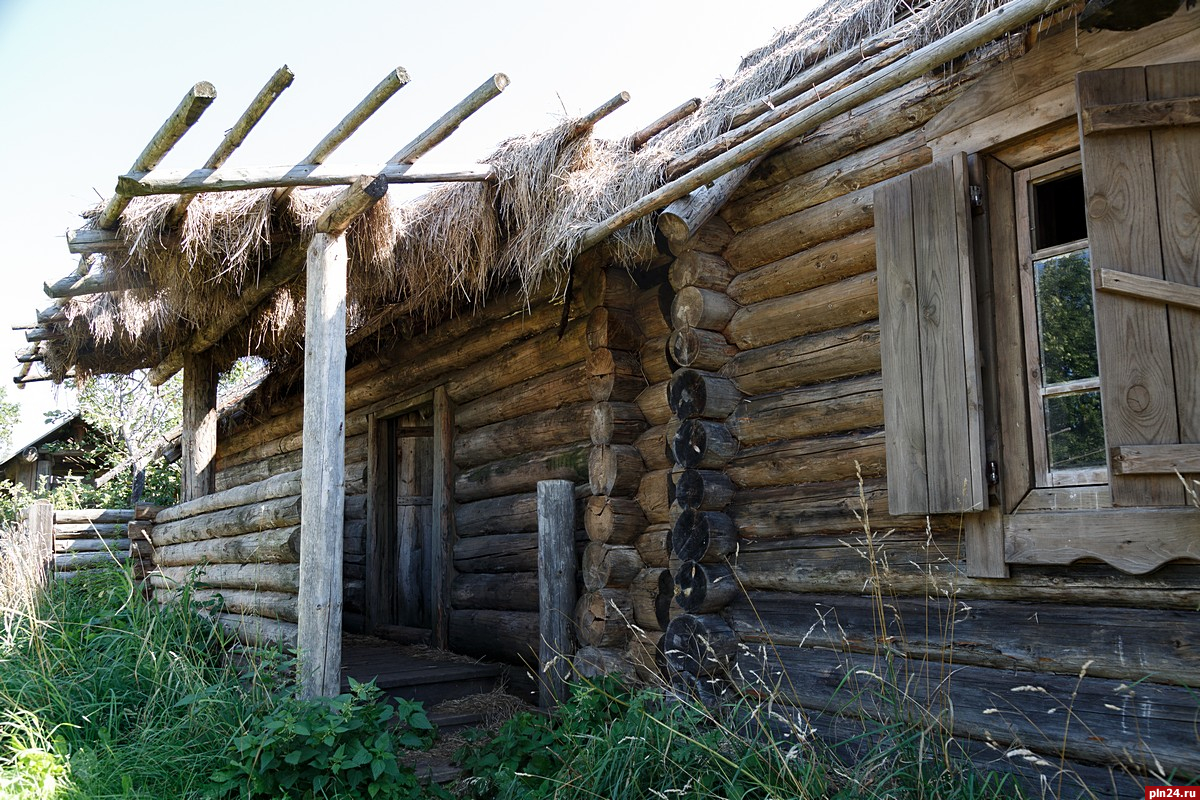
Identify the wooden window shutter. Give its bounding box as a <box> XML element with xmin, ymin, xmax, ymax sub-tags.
<box><xmin>1077</xmin><ymin>62</ymin><xmax>1200</xmax><ymax>507</ymax></box>
<box><xmin>876</xmin><ymin>153</ymin><xmax>987</xmax><ymax>515</ymax></box>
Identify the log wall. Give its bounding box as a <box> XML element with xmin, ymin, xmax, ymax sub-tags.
<box><xmin>657</xmin><ymin>12</ymin><xmax>1200</xmax><ymax>798</ymax></box>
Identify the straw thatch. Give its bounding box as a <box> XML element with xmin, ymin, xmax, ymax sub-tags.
<box><xmin>40</xmin><ymin>0</ymin><xmax>1032</xmax><ymax>384</ymax></box>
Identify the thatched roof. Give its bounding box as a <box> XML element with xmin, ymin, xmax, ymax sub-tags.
<box><xmin>33</xmin><ymin>0</ymin><xmax>1032</xmax><ymax>385</ymax></box>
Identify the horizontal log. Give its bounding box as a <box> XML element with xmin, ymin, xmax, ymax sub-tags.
<box><xmin>576</xmin><ymin>588</ymin><xmax>634</xmax><ymax>648</ymax></box>
<box><xmin>734</xmin><ymin>645</ymin><xmax>1200</xmax><ymax>777</ymax></box>
<box><xmin>217</xmin><ymin>417</ymin><xmax>368</xmax><ymax>471</ymax></box>
<box><xmin>670</xmin><ymin>327</ymin><xmax>736</xmax><ymax>371</ymax></box>
<box><xmin>723</xmin><ymin>322</ymin><xmax>881</xmax><ymax>396</ymax></box>
<box><xmin>590</xmin><ymin>402</ymin><xmax>647</xmax><ymax>446</ymax></box>
<box><xmin>214</xmin><ymin>612</ymin><xmax>297</xmax><ymax>649</ymax></box>
<box><xmin>639</xmin><ymin>336</ymin><xmax>674</xmax><ymax>385</ymax></box>
<box><xmin>578</xmin><ymin>265</ymin><xmax>639</xmax><ymax>313</ymax></box>
<box><xmin>675</xmin><ymin>561</ymin><xmax>739</xmax><ymax>614</ymax></box>
<box><xmin>55</xmin><ymin>551</ymin><xmax>124</xmax><ymax>570</ymax></box>
<box><xmin>456</xmin><ymin>362</ymin><xmax>592</xmax><ymax>430</ymax></box>
<box><xmin>573</xmin><ymin>646</ymin><xmax>636</xmax><ymax>679</ymax></box>
<box><xmin>54</xmin><ymin>537</ymin><xmax>130</xmax><ymax>554</ymax></box>
<box><xmin>728</xmin><ymin>429</ymin><xmax>886</xmax><ymax>489</ymax></box>
<box><xmin>185</xmin><ymin>588</ymin><xmax>298</xmax><ymax>623</ymax></box>
<box><xmin>668</xmin><ymin>369</ymin><xmax>740</xmax><ymax>421</ymax></box>
<box><xmin>729</xmin><ymin>374</ymin><xmax>884</xmax><ymax>447</ymax></box>
<box><xmin>636</xmin><ymin>524</ymin><xmax>671</xmax><ymax>568</ymax></box>
<box><xmin>117</xmin><ymin>161</ymin><xmax>495</xmax><ymax>196</ymax></box>
<box><xmin>671</xmin><ymin>286</ymin><xmax>739</xmax><ymax>332</ymax></box>
<box><xmin>632</xmin><ymin>283</ymin><xmax>673</xmax><ymax>340</ymax></box>
<box><xmin>588</xmin><ymin>444</ymin><xmax>644</xmax><ymax>498</ymax></box>
<box><xmin>634</xmin><ymin>382</ymin><xmax>672</xmax><ymax>426</ymax></box>
<box><xmin>454</xmin><ymin>402</ymin><xmax>592</xmax><ymax>469</ymax></box>
<box><xmin>728</xmin><ymin>590</ymin><xmax>1200</xmax><ymax>688</ymax></box>
<box><xmin>454</xmin><ymin>492</ymin><xmax>538</xmax><ymax>537</ymax></box>
<box><xmin>450</xmin><ymin>319</ymin><xmax>589</xmax><ymax>405</ymax></box>
<box><xmin>670</xmin><ymin>509</ymin><xmax>736</xmax><ymax>563</ymax></box>
<box><xmin>154</xmin><ymin>526</ymin><xmax>300</xmax><ymax>567</ymax></box>
<box><xmin>629</xmin><ymin>568</ymin><xmax>671</xmax><ymax>631</ymax></box>
<box><xmin>657</xmin><ymin>161</ymin><xmax>759</xmax><ymax>256</ymax></box>
<box><xmin>636</xmin><ymin>469</ymin><xmax>672</xmax><ymax>524</ymax></box>
<box><xmin>54</xmin><ymin>508</ymin><xmax>134</xmax><ymax>525</ymax></box>
<box><xmin>669</xmin><ymin>251</ymin><xmax>735</xmax><ymax>293</ymax></box>
<box><xmin>53</xmin><ymin>523</ymin><xmax>128</xmax><ymax>538</ymax></box>
<box><xmin>587</xmin><ymin>348</ymin><xmax>646</xmax><ymax>403</ymax></box>
<box><xmin>152</xmin><ymin>495</ymin><xmax>301</xmax><ymax>547</ymax></box>
<box><xmin>584</xmin><ymin>496</ymin><xmax>646</xmax><ymax>545</ymax></box>
<box><xmin>673</xmin><ymin>469</ymin><xmax>735</xmax><ymax>511</ymax></box>
<box><xmin>664</xmin><ymin>613</ymin><xmax>737</xmax><ymax>676</ymax></box>
<box><xmin>727</xmin><ymin>271</ymin><xmax>879</xmax><ymax>351</ymax></box>
<box><xmin>151</xmin><ymin>562</ymin><xmax>300</xmax><ymax>594</ymax></box>
<box><xmin>583</xmin><ymin>543</ymin><xmax>643</xmax><ymax>592</ymax></box>
<box><xmin>156</xmin><ymin>470</ymin><xmax>302</xmax><ymax>524</ymax></box>
<box><xmin>725</xmin><ymin>185</ymin><xmax>875</xmax><ymax>274</ymax></box>
<box><xmin>672</xmin><ymin>419</ymin><xmax>739</xmax><ymax>470</ymax></box>
<box><xmin>633</xmin><ymin>424</ymin><xmax>674</xmax><ymax>471</ymax></box>
<box><xmin>728</xmin><ymin>477</ymin><xmax>920</xmax><ymax>540</ymax></box>
<box><xmin>586</xmin><ymin>307</ymin><xmax>640</xmax><ymax>351</ymax></box>
<box><xmin>451</xmin><ymin>572</ymin><xmax>539</xmax><ymax>612</ymax></box>
<box><xmin>454</xmin><ymin>532</ymin><xmax>539</xmax><ymax>573</ymax></box>
<box><xmin>455</xmin><ymin>441</ymin><xmax>589</xmax><ymax>503</ymax></box>
<box><xmin>725</xmin><ymin>228</ymin><xmax>876</xmax><ymax>307</ymax></box>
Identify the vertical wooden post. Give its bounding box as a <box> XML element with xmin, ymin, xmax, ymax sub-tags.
<box><xmin>298</xmin><ymin>231</ymin><xmax>348</xmax><ymax>699</ymax></box>
<box><xmin>430</xmin><ymin>386</ymin><xmax>454</xmax><ymax>650</ymax></box>
<box><xmin>181</xmin><ymin>349</ymin><xmax>218</xmax><ymax>502</ymax></box>
<box><xmin>28</xmin><ymin>501</ymin><xmax>54</xmax><ymax>580</ymax></box>
<box><xmin>538</xmin><ymin>479</ymin><xmax>577</xmax><ymax>709</ymax></box>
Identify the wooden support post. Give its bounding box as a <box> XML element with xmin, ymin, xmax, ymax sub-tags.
<box><xmin>181</xmin><ymin>350</ymin><xmax>217</xmax><ymax>502</ymax></box>
<box><xmin>297</xmin><ymin>234</ymin><xmax>350</xmax><ymax>698</ymax></box>
<box><xmin>28</xmin><ymin>501</ymin><xmax>54</xmax><ymax>580</ymax></box>
<box><xmin>430</xmin><ymin>386</ymin><xmax>454</xmax><ymax>650</ymax></box>
<box><xmin>538</xmin><ymin>479</ymin><xmax>577</xmax><ymax>709</ymax></box>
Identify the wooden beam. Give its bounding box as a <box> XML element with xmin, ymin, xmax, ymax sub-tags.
<box><xmin>118</xmin><ymin>161</ymin><xmax>493</xmax><ymax>197</ymax></box>
<box><xmin>44</xmin><ymin>265</ymin><xmax>143</xmax><ymax>298</ymax></box>
<box><xmin>1095</xmin><ymin>267</ymin><xmax>1200</xmax><ymax>311</ymax></box>
<box><xmin>14</xmin><ymin>345</ymin><xmax>43</xmax><ymax>364</ymax></box>
<box><xmin>430</xmin><ymin>386</ymin><xmax>454</xmax><ymax>650</ymax></box>
<box><xmin>98</xmin><ymin>81</ymin><xmax>218</xmax><ymax>230</ymax></box>
<box><xmin>24</xmin><ymin>327</ymin><xmax>59</xmax><ymax>343</ymax></box>
<box><xmin>537</xmin><ymin>479</ymin><xmax>577</xmax><ymax>709</ymax></box>
<box><xmin>576</xmin><ymin>0</ymin><xmax>1077</xmax><ymax>254</ymax></box>
<box><xmin>297</xmin><ymin>227</ymin><xmax>349</xmax><ymax>698</ymax></box>
<box><xmin>1005</xmin><ymin>508</ymin><xmax>1200</xmax><ymax>574</ymax></box>
<box><xmin>66</xmin><ymin>229</ymin><xmax>125</xmax><ymax>255</ymax></box>
<box><xmin>181</xmin><ymin>350</ymin><xmax>218</xmax><ymax>502</ymax></box>
<box><xmin>168</xmin><ymin>65</ymin><xmax>295</xmax><ymax>225</ymax></box>
<box><xmin>1082</xmin><ymin>95</ymin><xmax>1200</xmax><ymax>135</ymax></box>
<box><xmin>147</xmin><ymin>175</ymin><xmax>388</xmax><ymax>386</ymax></box>
<box><xmin>389</xmin><ymin>73</ymin><xmax>509</xmax><ymax>165</ymax></box>
<box><xmin>274</xmin><ymin>67</ymin><xmax>409</xmax><ymax>205</ymax></box>
<box><xmin>1110</xmin><ymin>444</ymin><xmax>1200</xmax><ymax>475</ymax></box>
<box><xmin>571</xmin><ymin>92</ymin><xmax>631</xmax><ymax>138</ymax></box>
<box><xmin>627</xmin><ymin>97</ymin><xmax>701</xmax><ymax>151</ymax></box>
<box><xmin>657</xmin><ymin>158</ymin><xmax>762</xmax><ymax>255</ymax></box>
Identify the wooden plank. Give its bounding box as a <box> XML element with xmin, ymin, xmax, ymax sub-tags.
<box><xmin>537</xmin><ymin>480</ymin><xmax>577</xmax><ymax>709</ymax></box>
<box><xmin>1004</xmin><ymin>508</ymin><xmax>1200</xmax><ymax>574</ymax></box>
<box><xmin>1078</xmin><ymin>66</ymin><xmax>1182</xmax><ymax>506</ymax></box>
<box><xmin>1095</xmin><ymin>268</ymin><xmax>1200</xmax><ymax>312</ymax></box>
<box><xmin>119</xmin><ymin>161</ymin><xmax>494</xmax><ymax>196</ymax></box>
<box><xmin>181</xmin><ymin>350</ymin><xmax>217</xmax><ymax>502</ymax></box>
<box><xmin>1082</xmin><ymin>95</ymin><xmax>1200</xmax><ymax>135</ymax></box>
<box><xmin>297</xmin><ymin>230</ymin><xmax>348</xmax><ymax>698</ymax></box>
<box><xmin>1148</xmin><ymin>61</ymin><xmax>1200</xmax><ymax>493</ymax></box>
<box><xmin>1110</xmin><ymin>444</ymin><xmax>1200</xmax><ymax>474</ymax></box>
<box><xmin>875</xmin><ymin>172</ymin><xmax>928</xmax><ymax>514</ymax></box>
<box><xmin>430</xmin><ymin>385</ymin><xmax>454</xmax><ymax>648</ymax></box>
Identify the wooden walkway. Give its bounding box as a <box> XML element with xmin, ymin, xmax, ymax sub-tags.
<box><xmin>340</xmin><ymin>635</ymin><xmax>504</xmax><ymax>707</ymax></box>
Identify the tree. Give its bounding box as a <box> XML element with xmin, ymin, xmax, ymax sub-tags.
<box><xmin>0</xmin><ymin>385</ymin><xmax>18</xmax><ymax>453</ymax></box>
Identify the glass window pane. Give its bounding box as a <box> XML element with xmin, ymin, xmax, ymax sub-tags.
<box><xmin>1044</xmin><ymin>391</ymin><xmax>1105</xmax><ymax>471</ymax></box>
<box><xmin>1034</xmin><ymin>248</ymin><xmax>1098</xmax><ymax>386</ymax></box>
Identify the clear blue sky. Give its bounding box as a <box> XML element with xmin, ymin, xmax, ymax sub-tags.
<box><xmin>0</xmin><ymin>0</ymin><xmax>818</xmax><ymax>450</ymax></box>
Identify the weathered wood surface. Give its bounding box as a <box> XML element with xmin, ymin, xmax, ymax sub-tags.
<box><xmin>728</xmin><ymin>374</ymin><xmax>883</xmax><ymax>447</ymax></box>
<box><xmin>152</xmin><ymin>495</ymin><xmax>301</xmax><ymax>547</ymax></box>
<box><xmin>723</xmin><ymin>322</ymin><xmax>880</xmax><ymax>397</ymax></box>
<box><xmin>449</xmin><ymin>610</ymin><xmax>538</xmax><ymax>666</ymax></box>
<box><xmin>451</xmin><ymin>572</ymin><xmax>538</xmax><ymax>611</ymax></box>
<box><xmin>215</xmin><ymin>612</ymin><xmax>298</xmax><ymax>649</ymax></box>
<box><xmin>53</xmin><ymin>523</ymin><xmax>129</xmax><ymax>538</ymax></box>
<box><xmin>456</xmin><ymin>363</ymin><xmax>592</xmax><ymax>430</ymax></box>
<box><xmin>727</xmin><ymin>591</ymin><xmax>1200</xmax><ymax>687</ymax></box>
<box><xmin>635</xmin><ymin>382</ymin><xmax>672</xmax><ymax>426</ymax></box>
<box><xmin>455</xmin><ymin>442</ymin><xmax>590</xmax><ymax>502</ymax></box>
<box><xmin>175</xmin><ymin>588</ymin><xmax>299</xmax><ymax>623</ymax></box>
<box><xmin>590</xmin><ymin>402</ymin><xmax>647</xmax><ymax>446</ymax></box>
<box><xmin>431</xmin><ymin>385</ymin><xmax>454</xmax><ymax>649</ymax></box>
<box><xmin>584</xmin><ymin>495</ymin><xmax>649</xmax><ymax>547</ymax></box>
<box><xmin>586</xmin><ymin>307</ymin><xmax>640</xmax><ymax>351</ymax></box>
<box><xmin>670</xmin><ymin>509</ymin><xmax>736</xmax><ymax>563</ymax></box>
<box><xmin>582</xmin><ymin>543</ymin><xmax>642</xmax><ymax>591</ymax></box>
<box><xmin>454</xmin><ymin>403</ymin><xmax>591</xmax><ymax>469</ymax></box>
<box><xmin>726</xmin><ymin>186</ymin><xmax>875</xmax><ymax>274</ymax></box>
<box><xmin>636</xmin><ymin>469</ymin><xmax>672</xmax><ymax>524</ymax></box>
<box><xmin>630</xmin><ymin>568</ymin><xmax>672</xmax><ymax>631</ymax></box>
<box><xmin>455</xmin><ymin>492</ymin><xmax>539</xmax><ymax>538</ymax></box>
<box><xmin>675</xmin><ymin>561</ymin><xmax>738</xmax><ymax>614</ymax></box>
<box><xmin>1004</xmin><ymin>509</ymin><xmax>1200</xmax><ymax>574</ymax></box>
<box><xmin>671</xmin><ymin>286</ymin><xmax>739</xmax><ymax>333</ymax></box>
<box><xmin>657</xmin><ymin>160</ymin><xmax>761</xmax><ymax>256</ymax></box>
<box><xmin>576</xmin><ymin>588</ymin><xmax>633</xmax><ymax>647</ymax></box>
<box><xmin>454</xmin><ymin>533</ymin><xmax>540</xmax><ymax>574</ymax></box>
<box><xmin>669</xmin><ymin>251</ymin><xmax>736</xmax><ymax>293</ymax></box>
<box><xmin>636</xmin><ymin>524</ymin><xmax>671</xmax><ymax>568</ymax></box>
<box><xmin>727</xmin><ymin>271</ymin><xmax>878</xmax><ymax>351</ymax></box>
<box><xmin>632</xmin><ymin>283</ymin><xmax>674</xmax><ymax>340</ymax></box>
<box><xmin>587</xmin><ymin>347</ymin><xmax>645</xmax><ymax>403</ymax></box>
<box><xmin>54</xmin><ymin>508</ymin><xmax>134</xmax><ymax>525</ymax></box>
<box><xmin>587</xmin><ymin>444</ymin><xmax>644</xmax><ymax>497</ymax></box>
<box><xmin>633</xmin><ymin>424</ymin><xmax>674</xmax><ymax>471</ymax></box>
<box><xmin>672</xmin><ymin>419</ymin><xmax>739</xmax><ymax>470</ymax></box>
<box><xmin>733</xmin><ymin>645</ymin><xmax>1200</xmax><ymax>776</ymax></box>
<box><xmin>181</xmin><ymin>344</ymin><xmax>217</xmax><ymax>503</ymax></box>
<box><xmin>673</xmin><ymin>469</ymin><xmax>735</xmax><ymax>511</ymax></box>
<box><xmin>668</xmin><ymin>370</ymin><xmax>740</xmax><ymax>420</ymax></box>
<box><xmin>538</xmin><ymin>479</ymin><xmax>578</xmax><ymax>708</ymax></box>
<box><xmin>727</xmin><ymin>429</ymin><xmax>886</xmax><ymax>489</ymax></box>
<box><xmin>157</xmin><ymin>470</ymin><xmax>302</xmax><ymax>524</ymax></box>
<box><xmin>151</xmin><ymin>563</ymin><xmax>300</xmax><ymax>594</ymax></box>
<box><xmin>638</xmin><ymin>336</ymin><xmax>674</xmax><ymax>385</ymax></box>
<box><xmin>154</xmin><ymin>527</ymin><xmax>299</xmax><ymax>567</ymax></box>
<box><xmin>670</xmin><ymin>327</ymin><xmax>736</xmax><ymax>372</ymax></box>
<box><xmin>54</xmin><ymin>537</ymin><xmax>131</xmax><ymax>554</ymax></box>
<box><xmin>663</xmin><ymin>613</ymin><xmax>737</xmax><ymax>676</ymax></box>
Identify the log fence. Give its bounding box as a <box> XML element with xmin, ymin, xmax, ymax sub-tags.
<box><xmin>4</xmin><ymin>504</ymin><xmax>157</xmax><ymax>582</ymax></box>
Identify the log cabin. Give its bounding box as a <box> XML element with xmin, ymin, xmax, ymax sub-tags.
<box><xmin>16</xmin><ymin>0</ymin><xmax>1199</xmax><ymax>796</ymax></box>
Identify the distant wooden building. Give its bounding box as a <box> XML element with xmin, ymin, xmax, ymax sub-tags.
<box><xmin>18</xmin><ymin>0</ymin><xmax>1199</xmax><ymax>796</ymax></box>
<box><xmin>0</xmin><ymin>415</ymin><xmax>102</xmax><ymax>491</ymax></box>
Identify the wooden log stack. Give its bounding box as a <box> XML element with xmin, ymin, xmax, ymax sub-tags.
<box><xmin>51</xmin><ymin>508</ymin><xmax>136</xmax><ymax>579</ymax></box>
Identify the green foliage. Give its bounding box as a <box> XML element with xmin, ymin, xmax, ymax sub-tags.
<box><xmin>209</xmin><ymin>679</ymin><xmax>445</xmax><ymax>800</ymax></box>
<box><xmin>0</xmin><ymin>385</ymin><xmax>19</xmax><ymax>453</ymax></box>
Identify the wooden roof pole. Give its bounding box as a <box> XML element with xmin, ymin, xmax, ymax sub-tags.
<box><xmin>273</xmin><ymin>67</ymin><xmax>410</xmax><ymax>205</ymax></box>
<box><xmin>298</xmin><ymin>175</ymin><xmax>389</xmax><ymax>698</ymax></box>
<box><xmin>627</xmin><ymin>97</ymin><xmax>701</xmax><ymax>152</ymax></box>
<box><xmin>167</xmin><ymin>66</ymin><xmax>296</xmax><ymax>226</ymax></box>
<box><xmin>389</xmin><ymin>73</ymin><xmax>509</xmax><ymax>165</ymax></box>
<box><xmin>577</xmin><ymin>0</ymin><xmax>1076</xmax><ymax>255</ymax></box>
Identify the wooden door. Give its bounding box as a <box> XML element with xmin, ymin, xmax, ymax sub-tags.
<box><xmin>394</xmin><ymin>412</ymin><xmax>434</xmax><ymax>628</ymax></box>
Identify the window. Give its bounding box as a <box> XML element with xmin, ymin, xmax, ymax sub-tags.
<box><xmin>1015</xmin><ymin>155</ymin><xmax>1106</xmax><ymax>487</ymax></box>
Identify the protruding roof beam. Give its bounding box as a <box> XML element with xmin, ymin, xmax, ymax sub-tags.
<box><xmin>389</xmin><ymin>73</ymin><xmax>509</xmax><ymax>165</ymax></box>
<box><xmin>627</xmin><ymin>97</ymin><xmax>701</xmax><ymax>152</ymax></box>
<box><xmin>44</xmin><ymin>266</ymin><xmax>145</xmax><ymax>299</ymax></box>
<box><xmin>117</xmin><ymin>161</ymin><xmax>494</xmax><ymax>196</ymax></box>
